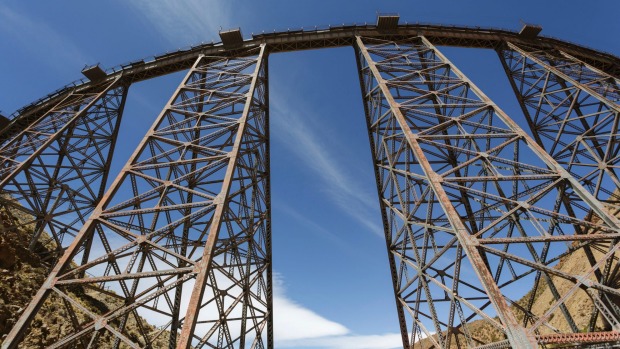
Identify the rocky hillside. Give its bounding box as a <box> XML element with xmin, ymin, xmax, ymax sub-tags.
<box><xmin>1</xmin><ymin>192</ymin><xmax>618</xmax><ymax>348</ymax></box>
<box><xmin>0</xmin><ymin>197</ymin><xmax>171</xmax><ymax>348</ymax></box>
<box><xmin>416</xmin><ymin>216</ymin><xmax>620</xmax><ymax>348</ymax></box>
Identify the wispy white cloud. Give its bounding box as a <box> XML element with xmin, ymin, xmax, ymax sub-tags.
<box><xmin>80</xmin><ymin>242</ymin><xmax>401</xmax><ymax>348</ymax></box>
<box><xmin>273</xmin><ymin>273</ymin><xmax>348</xmax><ymax>341</ymax></box>
<box><xmin>270</xmin><ymin>89</ymin><xmax>384</xmax><ymax>237</ymax></box>
<box><xmin>278</xmin><ymin>333</ymin><xmax>404</xmax><ymax>349</ymax></box>
<box><xmin>273</xmin><ymin>274</ymin><xmax>404</xmax><ymax>349</ymax></box>
<box><xmin>125</xmin><ymin>0</ymin><xmax>234</xmax><ymax>45</ymax></box>
<box><xmin>0</xmin><ymin>4</ymin><xmax>90</xmax><ymax>70</ymax></box>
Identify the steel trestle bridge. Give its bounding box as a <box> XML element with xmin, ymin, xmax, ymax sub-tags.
<box><xmin>2</xmin><ymin>16</ymin><xmax>620</xmax><ymax>348</ymax></box>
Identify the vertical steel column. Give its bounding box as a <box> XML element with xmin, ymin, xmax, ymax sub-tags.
<box><xmin>2</xmin><ymin>45</ymin><xmax>271</xmax><ymax>349</ymax></box>
<box><xmin>356</xmin><ymin>35</ymin><xmax>620</xmax><ymax>348</ymax></box>
<box><xmin>354</xmin><ymin>40</ymin><xmax>411</xmax><ymax>348</ymax></box>
<box><xmin>0</xmin><ymin>78</ymin><xmax>128</xmax><ymax>262</ymax></box>
<box><xmin>498</xmin><ymin>42</ymin><xmax>620</xmax><ymax>209</ymax></box>
<box><xmin>176</xmin><ymin>45</ymin><xmax>270</xmax><ymax>349</ymax></box>
<box><xmin>262</xmin><ymin>53</ymin><xmax>275</xmax><ymax>349</ymax></box>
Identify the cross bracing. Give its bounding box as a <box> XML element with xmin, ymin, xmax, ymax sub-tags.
<box><xmin>2</xmin><ymin>23</ymin><xmax>620</xmax><ymax>349</ymax></box>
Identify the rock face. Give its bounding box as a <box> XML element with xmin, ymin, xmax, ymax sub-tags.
<box><xmin>0</xmin><ymin>199</ymin><xmax>171</xmax><ymax>348</ymax></box>
<box><xmin>415</xmin><ymin>219</ymin><xmax>620</xmax><ymax>347</ymax></box>
<box><xmin>0</xmin><ymin>200</ymin><xmax>50</xmax><ymax>339</ymax></box>
<box><xmin>413</xmin><ymin>261</ymin><xmax>613</xmax><ymax>348</ymax></box>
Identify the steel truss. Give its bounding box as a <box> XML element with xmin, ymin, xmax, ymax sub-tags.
<box><xmin>355</xmin><ymin>36</ymin><xmax>620</xmax><ymax>348</ymax></box>
<box><xmin>3</xmin><ymin>46</ymin><xmax>271</xmax><ymax>349</ymax></box>
<box><xmin>499</xmin><ymin>42</ymin><xmax>620</xmax><ymax>210</ymax></box>
<box><xmin>2</xmin><ymin>26</ymin><xmax>620</xmax><ymax>349</ymax></box>
<box><xmin>0</xmin><ymin>79</ymin><xmax>128</xmax><ymax>261</ymax></box>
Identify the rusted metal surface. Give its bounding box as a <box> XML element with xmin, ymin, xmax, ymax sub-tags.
<box><xmin>518</xmin><ymin>23</ymin><xmax>542</xmax><ymax>38</ymax></box>
<box><xmin>499</xmin><ymin>40</ymin><xmax>620</xmax><ymax>337</ymax></box>
<box><xmin>2</xmin><ymin>47</ymin><xmax>271</xmax><ymax>349</ymax></box>
<box><xmin>3</xmin><ymin>22</ymin><xmax>620</xmax><ymax>349</ymax></box>
<box><xmin>81</xmin><ymin>64</ymin><xmax>108</xmax><ymax>81</ymax></box>
<box><xmin>376</xmin><ymin>14</ymin><xmax>400</xmax><ymax>31</ymax></box>
<box><xmin>355</xmin><ymin>35</ymin><xmax>620</xmax><ymax>348</ymax></box>
<box><xmin>353</xmin><ymin>41</ymin><xmax>411</xmax><ymax>348</ymax></box>
<box><xmin>356</xmin><ymin>35</ymin><xmax>536</xmax><ymax>348</ymax></box>
<box><xmin>176</xmin><ymin>44</ymin><xmax>268</xmax><ymax>349</ymax></box>
<box><xmin>0</xmin><ymin>78</ymin><xmax>128</xmax><ymax>263</ymax></box>
<box><xmin>5</xmin><ymin>23</ymin><xmax>620</xmax><ymax>145</ymax></box>
<box><xmin>538</xmin><ymin>330</ymin><xmax>620</xmax><ymax>344</ymax></box>
<box><xmin>499</xmin><ymin>42</ymin><xmax>620</xmax><ymax>209</ymax></box>
<box><xmin>219</xmin><ymin>28</ymin><xmax>245</xmax><ymax>48</ymax></box>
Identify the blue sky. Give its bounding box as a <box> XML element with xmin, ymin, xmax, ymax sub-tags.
<box><xmin>1</xmin><ymin>1</ymin><xmax>619</xmax><ymax>348</ymax></box>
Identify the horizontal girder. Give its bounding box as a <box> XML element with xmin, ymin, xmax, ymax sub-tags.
<box><xmin>3</xmin><ymin>23</ymin><xmax>620</xmax><ymax>144</ymax></box>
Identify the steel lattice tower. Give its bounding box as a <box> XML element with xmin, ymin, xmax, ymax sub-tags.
<box><xmin>2</xmin><ymin>17</ymin><xmax>620</xmax><ymax>348</ymax></box>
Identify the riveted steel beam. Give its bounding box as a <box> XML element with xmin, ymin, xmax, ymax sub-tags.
<box><xmin>0</xmin><ymin>77</ymin><xmax>128</xmax><ymax>263</ymax></box>
<box><xmin>176</xmin><ymin>43</ymin><xmax>268</xmax><ymax>349</ymax></box>
<box><xmin>356</xmin><ymin>35</ymin><xmax>537</xmax><ymax>349</ymax></box>
<box><xmin>3</xmin><ymin>45</ymin><xmax>271</xmax><ymax>349</ymax></box>
<box><xmin>357</xmin><ymin>34</ymin><xmax>620</xmax><ymax>348</ymax></box>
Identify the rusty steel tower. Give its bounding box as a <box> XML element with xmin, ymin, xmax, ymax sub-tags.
<box><xmin>2</xmin><ymin>16</ymin><xmax>620</xmax><ymax>348</ymax></box>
